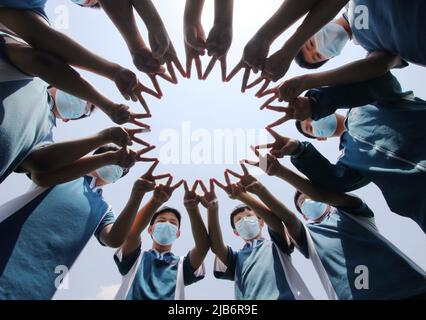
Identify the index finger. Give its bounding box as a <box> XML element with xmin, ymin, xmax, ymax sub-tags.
<box><xmin>266</xmin><ymin>127</ymin><xmax>282</xmax><ymax>140</ymax></box>
<box><xmin>203</xmin><ymin>56</ymin><xmax>217</xmax><ymax>80</ymax></box>
<box><xmin>241</xmin><ymin>67</ymin><xmax>250</xmax><ymax>93</ymax></box>
<box><xmin>220</xmin><ymin>56</ymin><xmax>227</xmax><ymax>82</ymax></box>
<box><xmin>137</xmin><ymin>93</ymin><xmax>151</xmax><ymax>114</ymax></box>
<box><xmin>171</xmin><ymin>179</ymin><xmax>184</xmax><ymax>191</ymax></box>
<box><xmin>192</xmin><ymin>180</ymin><xmax>200</xmax><ymax>192</ymax></box>
<box><xmin>148</xmin><ymin>74</ymin><xmax>163</xmax><ymax>98</ymax></box>
<box><xmin>240</xmin><ymin>162</ymin><xmax>249</xmax><ymax>175</ymax></box>
<box><xmin>226</xmin><ymin>61</ymin><xmax>244</xmax><ymax>82</ymax></box>
<box><xmin>199</xmin><ymin>180</ymin><xmax>208</xmax><ymax>193</ymax></box>
<box><xmin>137</xmin><ymin>145</ymin><xmax>155</xmax><ymax>155</ymax></box>
<box><xmin>212</xmin><ymin>178</ymin><xmax>227</xmax><ymax>190</ymax></box>
<box><xmin>145</xmin><ymin>159</ymin><xmax>160</xmax><ymax>176</ymax></box>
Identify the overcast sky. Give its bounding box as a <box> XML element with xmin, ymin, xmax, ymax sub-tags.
<box><xmin>0</xmin><ymin>0</ymin><xmax>425</xmax><ymax>300</ymax></box>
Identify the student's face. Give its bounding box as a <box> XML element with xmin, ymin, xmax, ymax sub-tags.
<box><xmin>297</xmin><ymin>194</ymin><xmax>331</xmax><ymax>222</ymax></box>
<box><xmin>232</xmin><ymin>209</ymin><xmax>264</xmax><ymax>239</ymax></box>
<box><xmin>148</xmin><ymin>212</ymin><xmax>181</xmax><ymax>239</ymax></box>
<box><xmin>300</xmin><ymin>114</ymin><xmax>346</xmax><ymax>140</ymax></box>
<box><xmin>300</xmin><ymin>37</ymin><xmax>328</xmax><ymax>65</ymax></box>
<box><xmin>48</xmin><ymin>87</ymin><xmax>93</xmax><ymax>122</ymax></box>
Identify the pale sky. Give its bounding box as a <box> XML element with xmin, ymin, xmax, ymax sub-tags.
<box><xmin>0</xmin><ymin>0</ymin><xmax>425</xmax><ymax>300</ymax></box>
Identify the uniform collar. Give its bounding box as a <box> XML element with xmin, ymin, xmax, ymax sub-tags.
<box><xmin>243</xmin><ymin>238</ymin><xmax>265</xmax><ymax>250</ymax></box>
<box><xmin>151</xmin><ymin>249</ymin><xmax>173</xmax><ymax>260</ymax></box>
<box><xmin>85</xmin><ymin>176</ymin><xmax>103</xmax><ymax>195</ymax></box>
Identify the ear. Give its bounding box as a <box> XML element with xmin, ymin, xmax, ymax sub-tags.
<box><xmin>148</xmin><ymin>225</ymin><xmax>153</xmax><ymax>236</ymax></box>
<box><xmin>233</xmin><ymin>229</ymin><xmax>239</xmax><ymax>237</ymax></box>
<box><xmin>316</xmin><ymin>137</ymin><xmax>327</xmax><ymax>141</ymax></box>
<box><xmin>176</xmin><ymin>230</ymin><xmax>181</xmax><ymax>239</ymax></box>
<box><xmin>62</xmin><ymin>119</ymin><xmax>70</xmax><ymax>123</ymax></box>
<box><xmin>259</xmin><ymin>219</ymin><xmax>265</xmax><ymax>228</ymax></box>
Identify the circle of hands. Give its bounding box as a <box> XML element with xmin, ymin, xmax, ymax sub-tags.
<box><xmin>105</xmin><ymin>15</ymin><xmax>311</xmax><ymax>205</ymax></box>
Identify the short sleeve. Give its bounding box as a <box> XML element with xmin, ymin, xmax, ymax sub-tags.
<box><xmin>114</xmin><ymin>245</ymin><xmax>142</xmax><ymax>276</ymax></box>
<box><xmin>339</xmin><ymin>200</ymin><xmax>374</xmax><ymax>218</ymax></box>
<box><xmin>296</xmin><ymin>227</ymin><xmax>310</xmax><ymax>259</ymax></box>
<box><xmin>268</xmin><ymin>228</ymin><xmax>294</xmax><ymax>255</ymax></box>
<box><xmin>94</xmin><ymin>208</ymin><xmax>115</xmax><ymax>246</ymax></box>
<box><xmin>213</xmin><ymin>246</ymin><xmax>237</xmax><ymax>281</ymax></box>
<box><xmin>183</xmin><ymin>252</ymin><xmax>205</xmax><ymax>286</ymax></box>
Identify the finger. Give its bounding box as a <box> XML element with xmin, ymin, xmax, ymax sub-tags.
<box><xmin>209</xmin><ymin>178</ymin><xmax>215</xmax><ymax>192</ymax></box>
<box><xmin>146</xmin><ymin>159</ymin><xmax>159</xmax><ymax>175</ymax></box>
<box><xmin>220</xmin><ymin>56</ymin><xmax>227</xmax><ymax>82</ymax></box>
<box><xmin>255</xmin><ymin>143</ymin><xmax>274</xmax><ymax>149</ymax></box>
<box><xmin>240</xmin><ymin>162</ymin><xmax>249</xmax><ymax>175</ymax></box>
<box><xmin>132</xmin><ymin>136</ymin><xmax>151</xmax><ymax>146</ymax></box>
<box><xmin>255</xmin><ymin>79</ymin><xmax>271</xmax><ymax>97</ymax></box>
<box><xmin>194</xmin><ymin>56</ymin><xmax>203</xmax><ymax>80</ymax></box>
<box><xmin>157</xmin><ymin>72</ymin><xmax>175</xmax><ymax>83</ymax></box>
<box><xmin>171</xmin><ymin>179</ymin><xmax>184</xmax><ymax>191</ymax></box>
<box><xmin>138</xmin><ymin>157</ymin><xmax>157</xmax><ymax>162</ymax></box>
<box><xmin>225</xmin><ymin>61</ymin><xmax>243</xmax><ymax>82</ymax></box>
<box><xmin>266</xmin><ymin>115</ymin><xmax>292</xmax><ymax>128</ymax></box>
<box><xmin>243</xmin><ymin>159</ymin><xmax>260</xmax><ymax>167</ymax></box>
<box><xmin>226</xmin><ymin>169</ymin><xmax>242</xmax><ymax>179</ymax></box>
<box><xmin>212</xmin><ymin>178</ymin><xmax>227</xmax><ymax>190</ymax></box>
<box><xmin>250</xmin><ymin>145</ymin><xmax>261</xmax><ymax>157</ymax></box>
<box><xmin>166</xmin><ymin>175</ymin><xmax>173</xmax><ymax>186</ymax></box>
<box><xmin>258</xmin><ymin>88</ymin><xmax>279</xmax><ymax>98</ymax></box>
<box><xmin>148</xmin><ymin>74</ymin><xmax>163</xmax><ymax>98</ymax></box>
<box><xmin>186</xmin><ymin>55</ymin><xmax>193</xmax><ymax>79</ymax></box>
<box><xmin>241</xmin><ymin>67</ymin><xmax>250</xmax><ymax>93</ymax></box>
<box><xmin>192</xmin><ymin>180</ymin><xmax>200</xmax><ymax>192</ymax></box>
<box><xmin>266</xmin><ymin>127</ymin><xmax>282</xmax><ymax>140</ymax></box>
<box><xmin>131</xmin><ymin>113</ymin><xmax>152</xmax><ymax>119</ymax></box>
<box><xmin>203</xmin><ymin>56</ymin><xmax>217</xmax><ymax>80</ymax></box>
<box><xmin>245</xmin><ymin>76</ymin><xmax>264</xmax><ymax>90</ymax></box>
<box><xmin>171</xmin><ymin>55</ymin><xmax>187</xmax><ymax>79</ymax></box>
<box><xmin>129</xmin><ymin>119</ymin><xmax>151</xmax><ymax>129</ymax></box>
<box><xmin>152</xmin><ymin>173</ymin><xmax>171</xmax><ymax>180</ymax></box>
<box><xmin>137</xmin><ymin>145</ymin><xmax>155</xmax><ymax>155</ymax></box>
<box><xmin>137</xmin><ymin>93</ymin><xmax>151</xmax><ymax>114</ymax></box>
<box><xmin>199</xmin><ymin>180</ymin><xmax>208</xmax><ymax>193</ymax></box>
<box><xmin>139</xmin><ymin>84</ymin><xmax>160</xmax><ymax>99</ymax></box>
<box><xmin>224</xmin><ymin>171</ymin><xmax>232</xmax><ymax>186</ymax></box>
<box><xmin>166</xmin><ymin>59</ymin><xmax>178</xmax><ymax>84</ymax></box>
<box><xmin>260</xmin><ymin>95</ymin><xmax>278</xmax><ymax>110</ymax></box>
<box><xmin>184</xmin><ymin>180</ymin><xmax>190</xmax><ymax>193</ymax></box>
<box><xmin>265</xmin><ymin>105</ymin><xmax>290</xmax><ymax>113</ymax></box>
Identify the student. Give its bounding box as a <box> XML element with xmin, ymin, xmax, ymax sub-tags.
<box><xmin>98</xmin><ymin>0</ymin><xmax>186</xmax><ymax>90</ymax></box>
<box><xmin>0</xmin><ymin>28</ymin><xmax>159</xmax><ymax>117</ymax></box>
<box><xmin>210</xmin><ymin>169</ymin><xmax>313</xmax><ymax>300</ymax></box>
<box><xmin>264</xmin><ymin>0</ymin><xmax>426</xmax><ymax>102</ymax></box>
<box><xmin>226</xmin><ymin>0</ymin><xmax>349</xmax><ymax>92</ymax></box>
<box><xmin>243</xmin><ymin>150</ymin><xmax>426</xmax><ymax>300</ymax></box>
<box><xmin>0</xmin><ymin>1</ymin><xmax>156</xmax><ymax>103</ymax></box>
<box><xmin>260</xmin><ymin>73</ymin><xmax>426</xmax><ymax>233</ymax></box>
<box><xmin>114</xmin><ymin>180</ymin><xmax>209</xmax><ymax>300</ymax></box>
<box><xmin>0</xmin><ymin>149</ymin><xmax>165</xmax><ymax>300</ymax></box>
<box><xmin>183</xmin><ymin>0</ymin><xmax>233</xmax><ymax>81</ymax></box>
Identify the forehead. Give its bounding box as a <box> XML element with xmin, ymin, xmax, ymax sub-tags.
<box><xmin>300</xmin><ymin>120</ymin><xmax>312</xmax><ymax>134</ymax></box>
<box><xmin>233</xmin><ymin>209</ymin><xmax>255</xmax><ymax>221</ymax></box>
<box><xmin>155</xmin><ymin>211</ymin><xmax>179</xmax><ymax>222</ymax></box>
<box><xmin>297</xmin><ymin>194</ymin><xmax>309</xmax><ymax>207</ymax></box>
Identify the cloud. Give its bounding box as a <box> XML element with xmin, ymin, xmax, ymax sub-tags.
<box><xmin>95</xmin><ymin>284</ymin><xmax>120</xmax><ymax>300</ymax></box>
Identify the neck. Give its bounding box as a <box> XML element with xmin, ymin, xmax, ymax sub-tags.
<box><xmin>245</xmin><ymin>234</ymin><xmax>262</xmax><ymax>243</ymax></box>
<box><xmin>152</xmin><ymin>243</ymin><xmax>172</xmax><ymax>253</ymax></box>
<box><xmin>334</xmin><ymin>114</ymin><xmax>347</xmax><ymax>137</ymax></box>
<box><xmin>336</xmin><ymin>16</ymin><xmax>352</xmax><ymax>38</ymax></box>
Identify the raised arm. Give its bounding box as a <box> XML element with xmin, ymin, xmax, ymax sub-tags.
<box><xmin>184</xmin><ymin>181</ymin><xmax>210</xmax><ymax>271</ymax></box>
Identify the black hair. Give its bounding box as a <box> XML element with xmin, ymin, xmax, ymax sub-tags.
<box><xmin>295</xmin><ymin>50</ymin><xmax>329</xmax><ymax>70</ymax></box>
<box><xmin>294</xmin><ymin>191</ymin><xmax>303</xmax><ymax>215</ymax></box>
<box><xmin>230</xmin><ymin>205</ymin><xmax>252</xmax><ymax>229</ymax></box>
<box><xmin>93</xmin><ymin>145</ymin><xmax>129</xmax><ymax>178</ymax></box>
<box><xmin>77</xmin><ymin>2</ymin><xmax>101</xmax><ymax>9</ymax></box>
<box><xmin>295</xmin><ymin>120</ymin><xmax>317</xmax><ymax>140</ymax></box>
<box><xmin>149</xmin><ymin>207</ymin><xmax>182</xmax><ymax>229</ymax></box>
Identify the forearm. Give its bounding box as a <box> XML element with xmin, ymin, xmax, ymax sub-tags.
<box><xmin>282</xmin><ymin>0</ymin><xmax>348</xmax><ymax>53</ymax></box>
<box><xmin>207</xmin><ymin>207</ymin><xmax>228</xmax><ymax>264</ymax></box>
<box><xmin>132</xmin><ymin>0</ymin><xmax>166</xmax><ymax>32</ymax></box>
<box><xmin>253</xmin><ymin>187</ymin><xmax>302</xmax><ymax>241</ymax></box>
<box><xmin>187</xmin><ymin>206</ymin><xmax>210</xmax><ymax>270</ymax></box>
<box><xmin>238</xmin><ymin>192</ymin><xmax>285</xmax><ymax>235</ymax></box>
<box><xmin>184</xmin><ymin>0</ymin><xmax>205</xmax><ymax>24</ymax></box>
<box><xmin>29</xmin><ymin>153</ymin><xmax>114</xmax><ymax>188</ymax></box>
<box><xmin>102</xmin><ymin>190</ymin><xmax>145</xmax><ymax>248</ymax></box>
<box><xmin>214</xmin><ymin>0</ymin><xmax>233</xmax><ymax>26</ymax></box>
<box><xmin>99</xmin><ymin>0</ymin><xmax>147</xmax><ymax>53</ymax></box>
<box><xmin>26</xmin><ymin>134</ymin><xmax>110</xmax><ymax>172</ymax></box>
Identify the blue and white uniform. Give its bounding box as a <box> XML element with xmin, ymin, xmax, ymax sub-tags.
<box><xmin>0</xmin><ymin>0</ymin><xmax>49</xmax><ymax>21</ymax></box>
<box><xmin>348</xmin><ymin>0</ymin><xmax>426</xmax><ymax>66</ymax></box>
<box><xmin>214</xmin><ymin>228</ymin><xmax>313</xmax><ymax>300</ymax></box>
<box><xmin>292</xmin><ymin>72</ymin><xmax>426</xmax><ymax>233</ymax></box>
<box><xmin>114</xmin><ymin>247</ymin><xmax>205</xmax><ymax>300</ymax></box>
<box><xmin>298</xmin><ymin>203</ymin><xmax>426</xmax><ymax>299</ymax></box>
<box><xmin>0</xmin><ymin>176</ymin><xmax>115</xmax><ymax>299</ymax></box>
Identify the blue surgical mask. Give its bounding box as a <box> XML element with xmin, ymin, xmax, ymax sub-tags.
<box><xmin>311</xmin><ymin>114</ymin><xmax>338</xmax><ymax>138</ymax></box>
<box><xmin>301</xmin><ymin>199</ymin><xmax>329</xmax><ymax>221</ymax></box>
<box><xmin>152</xmin><ymin>222</ymin><xmax>178</xmax><ymax>246</ymax></box>
<box><xmin>55</xmin><ymin>90</ymin><xmax>90</xmax><ymax>120</ymax></box>
<box><xmin>314</xmin><ymin>22</ymin><xmax>349</xmax><ymax>59</ymax></box>
<box><xmin>235</xmin><ymin>216</ymin><xmax>260</xmax><ymax>241</ymax></box>
<box><xmin>96</xmin><ymin>165</ymin><xmax>123</xmax><ymax>184</ymax></box>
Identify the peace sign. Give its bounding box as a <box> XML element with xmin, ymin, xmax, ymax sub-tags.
<box><xmin>225</xmin><ymin>61</ymin><xmax>252</xmax><ymax>93</ymax></box>
<box><xmin>266</xmin><ymin>97</ymin><xmax>313</xmax><ymax>128</ymax></box>
<box><xmin>242</xmin><ymin>146</ymin><xmax>281</xmax><ymax>177</ymax></box>
<box><xmin>212</xmin><ymin>171</ymin><xmax>245</xmax><ymax>200</ymax></box>
<box><xmin>183</xmin><ymin>180</ymin><xmax>201</xmax><ymax>209</ymax></box>
<box><xmin>255</xmin><ymin>128</ymin><xmax>300</xmax><ymax>158</ymax></box>
<box><xmin>102</xmin><ymin>127</ymin><xmax>151</xmax><ymax>148</ymax></box>
<box><xmin>226</xmin><ymin>163</ymin><xmax>264</xmax><ymax>194</ymax></box>
<box><xmin>153</xmin><ymin>176</ymin><xmax>184</xmax><ymax>204</ymax></box>
<box><xmin>199</xmin><ymin>179</ymin><xmax>218</xmax><ymax>209</ymax></box>
<box><xmin>134</xmin><ymin>81</ymin><xmax>162</xmax><ymax>115</ymax></box>
<box><xmin>133</xmin><ymin>160</ymin><xmax>171</xmax><ymax>194</ymax></box>
<box><xmin>107</xmin><ymin>104</ymin><xmax>152</xmax><ymax>129</ymax></box>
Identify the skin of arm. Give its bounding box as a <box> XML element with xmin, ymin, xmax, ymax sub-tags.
<box><xmin>214</xmin><ymin>0</ymin><xmax>233</xmax><ymax>26</ymax></box>
<box><xmin>206</xmin><ymin>202</ymin><xmax>228</xmax><ymax>266</ymax></box>
<box><xmin>186</xmin><ymin>205</ymin><xmax>210</xmax><ymax>271</ymax></box>
<box><xmin>185</xmin><ymin>0</ymin><xmax>205</xmax><ymax>25</ymax></box>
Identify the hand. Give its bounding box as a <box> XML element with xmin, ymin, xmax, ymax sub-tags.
<box><xmin>243</xmin><ymin>146</ymin><xmax>282</xmax><ymax>177</ymax></box>
<box><xmin>261</xmin><ymin>49</ymin><xmax>292</xmax><ymax>83</ymax></box>
<box><xmin>107</xmin><ymin>104</ymin><xmax>152</xmax><ymax>129</ymax></box>
<box><xmin>203</xmin><ymin>23</ymin><xmax>233</xmax><ymax>81</ymax></box>
<box><xmin>226</xmin><ymin>163</ymin><xmax>264</xmax><ymax>194</ymax></box>
<box><xmin>212</xmin><ymin>171</ymin><xmax>245</xmax><ymax>200</ymax></box>
<box><xmin>260</xmin><ymin>96</ymin><xmax>312</xmax><ymax>127</ymax></box>
<box><xmin>183</xmin><ymin>180</ymin><xmax>201</xmax><ymax>209</ymax></box>
<box><xmin>131</xmin><ymin>46</ymin><xmax>164</xmax><ymax>75</ymax></box>
<box><xmin>199</xmin><ymin>179</ymin><xmax>218</xmax><ymax>209</ymax></box>
<box><xmin>133</xmin><ymin>160</ymin><xmax>171</xmax><ymax>194</ymax></box>
<box><xmin>101</xmin><ymin>127</ymin><xmax>151</xmax><ymax>147</ymax></box>
<box><xmin>255</xmin><ymin>128</ymin><xmax>300</xmax><ymax>158</ymax></box>
<box><xmin>153</xmin><ymin>176</ymin><xmax>184</xmax><ymax>204</ymax></box>
<box><xmin>277</xmin><ymin>76</ymin><xmax>309</xmax><ymax>102</ymax></box>
<box><xmin>148</xmin><ymin>26</ymin><xmax>171</xmax><ymax>63</ymax></box>
<box><xmin>112</xmin><ymin>67</ymin><xmax>140</xmax><ymax>101</ymax></box>
<box><xmin>112</xmin><ymin>146</ymin><xmax>157</xmax><ymax>168</ymax></box>
<box><xmin>243</xmin><ymin>34</ymin><xmax>270</xmax><ymax>73</ymax></box>
<box><xmin>163</xmin><ymin>44</ymin><xmax>187</xmax><ymax>83</ymax></box>
<box><xmin>184</xmin><ymin>22</ymin><xmax>206</xmax><ymax>80</ymax></box>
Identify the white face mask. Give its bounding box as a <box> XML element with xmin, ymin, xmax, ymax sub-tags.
<box><xmin>95</xmin><ymin>165</ymin><xmax>123</xmax><ymax>184</ymax></box>
<box><xmin>311</xmin><ymin>114</ymin><xmax>338</xmax><ymax>138</ymax></box>
<box><xmin>235</xmin><ymin>216</ymin><xmax>260</xmax><ymax>241</ymax></box>
<box><xmin>55</xmin><ymin>90</ymin><xmax>90</xmax><ymax>120</ymax></box>
<box><xmin>314</xmin><ymin>22</ymin><xmax>349</xmax><ymax>59</ymax></box>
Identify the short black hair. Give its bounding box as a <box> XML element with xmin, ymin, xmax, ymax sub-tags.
<box><xmin>230</xmin><ymin>205</ymin><xmax>252</xmax><ymax>229</ymax></box>
<box><xmin>294</xmin><ymin>191</ymin><xmax>303</xmax><ymax>215</ymax></box>
<box><xmin>77</xmin><ymin>2</ymin><xmax>101</xmax><ymax>9</ymax></box>
<box><xmin>295</xmin><ymin>50</ymin><xmax>329</xmax><ymax>70</ymax></box>
<box><xmin>150</xmin><ymin>206</ymin><xmax>182</xmax><ymax>229</ymax></box>
<box><xmin>93</xmin><ymin>145</ymin><xmax>129</xmax><ymax>178</ymax></box>
<box><xmin>295</xmin><ymin>120</ymin><xmax>316</xmax><ymax>139</ymax></box>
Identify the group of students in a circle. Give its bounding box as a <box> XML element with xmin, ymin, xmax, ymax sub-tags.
<box><xmin>0</xmin><ymin>0</ymin><xmax>425</xmax><ymax>300</ymax></box>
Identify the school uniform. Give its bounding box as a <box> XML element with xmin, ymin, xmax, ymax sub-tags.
<box><xmin>0</xmin><ymin>176</ymin><xmax>115</xmax><ymax>299</ymax></box>
<box><xmin>0</xmin><ymin>0</ymin><xmax>49</xmax><ymax>21</ymax></box>
<box><xmin>298</xmin><ymin>203</ymin><xmax>426</xmax><ymax>299</ymax></box>
<box><xmin>114</xmin><ymin>247</ymin><xmax>205</xmax><ymax>300</ymax></box>
<box><xmin>348</xmin><ymin>0</ymin><xmax>426</xmax><ymax>66</ymax></box>
<box><xmin>214</xmin><ymin>228</ymin><xmax>313</xmax><ymax>300</ymax></box>
<box><xmin>292</xmin><ymin>73</ymin><xmax>426</xmax><ymax>233</ymax></box>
